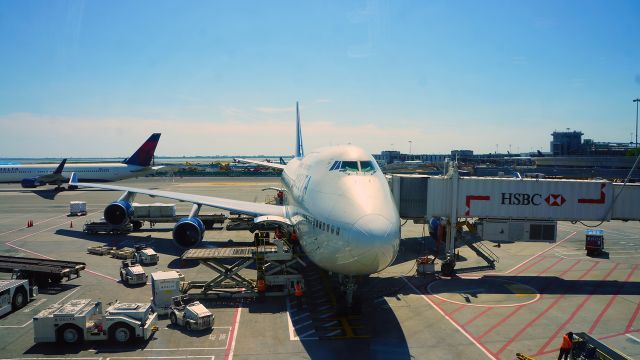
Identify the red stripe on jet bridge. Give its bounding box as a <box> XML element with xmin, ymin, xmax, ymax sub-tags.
<box><xmin>588</xmin><ymin>264</ymin><xmax>638</xmax><ymax>334</ymax></box>
<box><xmin>465</xmin><ymin>195</ymin><xmax>490</xmax><ymax>216</ymax></box>
<box><xmin>578</xmin><ymin>183</ymin><xmax>606</xmax><ymax>204</ymax></box>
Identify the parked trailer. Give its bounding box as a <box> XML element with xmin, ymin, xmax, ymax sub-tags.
<box><xmin>0</xmin><ymin>279</ymin><xmax>37</xmax><ymax>316</ymax></box>
<box><xmin>33</xmin><ymin>299</ymin><xmax>158</xmax><ymax>344</ymax></box>
<box><xmin>84</xmin><ymin>220</ymin><xmax>132</xmax><ymax>235</ymax></box>
<box><xmin>130</xmin><ymin>203</ymin><xmax>226</xmax><ymax>230</ymax></box>
<box><xmin>0</xmin><ymin>255</ymin><xmax>85</xmax><ymax>286</ymax></box>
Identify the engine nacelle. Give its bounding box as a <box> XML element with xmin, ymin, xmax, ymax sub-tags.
<box><xmin>104</xmin><ymin>201</ymin><xmax>134</xmax><ymax>226</ymax></box>
<box><xmin>21</xmin><ymin>178</ymin><xmax>40</xmax><ymax>188</ymax></box>
<box><xmin>173</xmin><ymin>217</ymin><xmax>205</xmax><ymax>248</ymax></box>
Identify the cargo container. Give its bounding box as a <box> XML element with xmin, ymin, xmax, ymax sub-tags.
<box><xmin>69</xmin><ymin>201</ymin><xmax>87</xmax><ymax>216</ymax></box>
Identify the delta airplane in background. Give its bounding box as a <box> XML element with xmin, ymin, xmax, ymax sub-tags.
<box><xmin>69</xmin><ymin>103</ymin><xmax>400</xmax><ymax>305</ymax></box>
<box><xmin>0</xmin><ymin>133</ymin><xmax>163</xmax><ymax>189</ymax></box>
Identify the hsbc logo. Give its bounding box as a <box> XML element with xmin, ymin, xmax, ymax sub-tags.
<box><xmin>500</xmin><ymin>192</ymin><xmax>567</xmax><ymax>207</ymax></box>
<box><xmin>545</xmin><ymin>194</ymin><xmax>566</xmax><ymax>206</ymax></box>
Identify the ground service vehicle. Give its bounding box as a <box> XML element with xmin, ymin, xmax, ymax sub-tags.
<box><xmin>151</xmin><ymin>270</ymin><xmax>184</xmax><ymax>315</ymax></box>
<box><xmin>0</xmin><ymin>279</ymin><xmax>37</xmax><ymax>316</ymax></box>
<box><xmin>33</xmin><ymin>299</ymin><xmax>158</xmax><ymax>344</ymax></box>
<box><xmin>120</xmin><ymin>260</ymin><xmax>147</xmax><ymax>285</ymax></box>
<box><xmin>0</xmin><ymin>255</ymin><xmax>85</xmax><ymax>286</ymax></box>
<box><xmin>84</xmin><ymin>220</ymin><xmax>132</xmax><ymax>235</ymax></box>
<box><xmin>169</xmin><ymin>295</ymin><xmax>213</xmax><ymax>331</ymax></box>
<box><xmin>133</xmin><ymin>245</ymin><xmax>159</xmax><ymax>265</ymax></box>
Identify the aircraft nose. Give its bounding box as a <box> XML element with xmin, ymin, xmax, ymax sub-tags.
<box><xmin>348</xmin><ymin>214</ymin><xmax>399</xmax><ymax>274</ymax></box>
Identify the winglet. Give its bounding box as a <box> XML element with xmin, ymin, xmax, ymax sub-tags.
<box><xmin>69</xmin><ymin>172</ymin><xmax>78</xmax><ymax>186</ymax></box>
<box><xmin>53</xmin><ymin>159</ymin><xmax>67</xmax><ymax>174</ymax></box>
<box><xmin>295</xmin><ymin>102</ymin><xmax>304</xmax><ymax>158</ymax></box>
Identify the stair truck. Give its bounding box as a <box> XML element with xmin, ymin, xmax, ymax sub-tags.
<box><xmin>33</xmin><ymin>299</ymin><xmax>158</xmax><ymax>344</ymax></box>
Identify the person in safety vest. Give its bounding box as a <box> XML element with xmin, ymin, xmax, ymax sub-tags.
<box><xmin>294</xmin><ymin>281</ymin><xmax>303</xmax><ymax>310</ymax></box>
<box><xmin>557</xmin><ymin>331</ymin><xmax>573</xmax><ymax>360</ymax></box>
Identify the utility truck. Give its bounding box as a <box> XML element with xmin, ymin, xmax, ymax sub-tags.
<box><xmin>33</xmin><ymin>299</ymin><xmax>158</xmax><ymax>344</ymax></box>
<box><xmin>120</xmin><ymin>260</ymin><xmax>147</xmax><ymax>286</ymax></box>
<box><xmin>168</xmin><ymin>295</ymin><xmax>213</xmax><ymax>331</ymax></box>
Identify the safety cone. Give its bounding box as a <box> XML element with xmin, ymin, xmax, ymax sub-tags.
<box><xmin>26</xmin><ymin>220</ymin><xmax>29</xmax><ymax>228</ymax></box>
<box><xmin>29</xmin><ymin>220</ymin><xmax>33</xmax><ymax>227</ymax></box>
<box><xmin>70</xmin><ymin>221</ymin><xmax>73</xmax><ymax>228</ymax></box>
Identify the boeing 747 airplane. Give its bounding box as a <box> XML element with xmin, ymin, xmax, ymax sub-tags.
<box><xmin>0</xmin><ymin>133</ymin><xmax>163</xmax><ymax>188</ymax></box>
<box><xmin>69</xmin><ymin>104</ymin><xmax>400</xmax><ymax>304</ymax></box>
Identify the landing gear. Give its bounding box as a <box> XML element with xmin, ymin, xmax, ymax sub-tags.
<box><xmin>339</xmin><ymin>275</ymin><xmax>360</xmax><ymax>311</ymax></box>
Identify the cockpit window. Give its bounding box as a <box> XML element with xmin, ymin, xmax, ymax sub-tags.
<box><xmin>339</xmin><ymin>161</ymin><xmax>359</xmax><ymax>172</ymax></box>
<box><xmin>359</xmin><ymin>161</ymin><xmax>376</xmax><ymax>173</ymax></box>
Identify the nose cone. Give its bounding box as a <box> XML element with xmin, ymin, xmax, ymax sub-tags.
<box><xmin>348</xmin><ymin>214</ymin><xmax>400</xmax><ymax>274</ymax></box>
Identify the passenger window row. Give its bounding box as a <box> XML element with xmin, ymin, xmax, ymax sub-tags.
<box><xmin>303</xmin><ymin>214</ymin><xmax>340</xmax><ymax>236</ymax></box>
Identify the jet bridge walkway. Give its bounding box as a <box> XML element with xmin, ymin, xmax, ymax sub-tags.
<box><xmin>391</xmin><ymin>165</ymin><xmax>640</xmax><ymax>275</ymax></box>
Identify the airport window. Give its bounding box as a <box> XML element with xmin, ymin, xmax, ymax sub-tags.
<box><xmin>359</xmin><ymin>161</ymin><xmax>376</xmax><ymax>173</ymax></box>
<box><xmin>339</xmin><ymin>161</ymin><xmax>359</xmax><ymax>172</ymax></box>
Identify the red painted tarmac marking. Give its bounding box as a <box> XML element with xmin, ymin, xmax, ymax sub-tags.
<box><xmin>536</xmin><ymin>257</ymin><xmax>564</xmax><ymax>276</ymax></box>
<box><xmin>462</xmin><ymin>307</ymin><xmax>492</xmax><ymax>327</ymax></box>
<box><xmin>224</xmin><ymin>305</ymin><xmax>242</xmax><ymax>360</ymax></box>
<box><xmin>402</xmin><ymin>278</ymin><xmax>498</xmax><ymax>359</ymax></box>
<box><xmin>511</xmin><ymin>256</ymin><xmax>547</xmax><ymax>275</ymax></box>
<box><xmin>477</xmin><ymin>305</ymin><xmax>525</xmax><ymax>340</ymax></box>
<box><xmin>626</xmin><ymin>298</ymin><xmax>640</xmax><ymax>332</ymax></box>
<box><xmin>495</xmin><ymin>261</ymin><xmax>600</xmax><ymax>356</ymax></box>
<box><xmin>537</xmin><ymin>259</ymin><xmax>581</xmax><ymax>294</ymax></box>
<box><xmin>588</xmin><ymin>264</ymin><xmax>638</xmax><ymax>334</ymax></box>
<box><xmin>536</xmin><ymin>263</ymin><xmax>620</xmax><ymax>355</ymax></box>
<box><xmin>0</xmin><ymin>213</ymin><xmax>70</xmax><ymax>237</ymax></box>
<box><xmin>448</xmin><ymin>304</ymin><xmax>466</xmax><ymax>316</ymax></box>
<box><xmin>505</xmin><ymin>231</ymin><xmax>577</xmax><ymax>274</ymax></box>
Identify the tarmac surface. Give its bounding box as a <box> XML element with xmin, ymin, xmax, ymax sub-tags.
<box><xmin>0</xmin><ymin>177</ymin><xmax>638</xmax><ymax>359</ymax></box>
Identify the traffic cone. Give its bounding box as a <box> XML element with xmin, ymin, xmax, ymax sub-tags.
<box><xmin>26</xmin><ymin>220</ymin><xmax>29</xmax><ymax>228</ymax></box>
<box><xmin>29</xmin><ymin>220</ymin><xmax>33</xmax><ymax>227</ymax></box>
<box><xmin>70</xmin><ymin>221</ymin><xmax>73</xmax><ymax>228</ymax></box>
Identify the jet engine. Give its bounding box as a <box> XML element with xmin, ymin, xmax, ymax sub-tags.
<box><xmin>104</xmin><ymin>201</ymin><xmax>134</xmax><ymax>225</ymax></box>
<box><xmin>21</xmin><ymin>178</ymin><xmax>40</xmax><ymax>188</ymax></box>
<box><xmin>173</xmin><ymin>217</ymin><xmax>205</xmax><ymax>248</ymax></box>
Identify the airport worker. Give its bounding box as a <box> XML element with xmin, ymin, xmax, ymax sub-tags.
<box><xmin>557</xmin><ymin>331</ymin><xmax>573</xmax><ymax>360</ymax></box>
<box><xmin>294</xmin><ymin>281</ymin><xmax>303</xmax><ymax>310</ymax></box>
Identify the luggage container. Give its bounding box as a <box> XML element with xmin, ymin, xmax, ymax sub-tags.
<box><xmin>585</xmin><ymin>229</ymin><xmax>605</xmax><ymax>256</ymax></box>
<box><xmin>69</xmin><ymin>201</ymin><xmax>87</xmax><ymax>216</ymax></box>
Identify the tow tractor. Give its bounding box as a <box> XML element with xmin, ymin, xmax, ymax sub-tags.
<box><xmin>120</xmin><ymin>260</ymin><xmax>147</xmax><ymax>286</ymax></box>
<box><xmin>0</xmin><ymin>277</ymin><xmax>38</xmax><ymax>316</ymax></box>
<box><xmin>168</xmin><ymin>295</ymin><xmax>213</xmax><ymax>331</ymax></box>
<box><xmin>33</xmin><ymin>299</ymin><xmax>158</xmax><ymax>344</ymax></box>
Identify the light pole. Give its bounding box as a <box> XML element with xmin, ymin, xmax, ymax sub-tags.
<box><xmin>408</xmin><ymin>140</ymin><xmax>412</xmax><ymax>155</ymax></box>
<box><xmin>634</xmin><ymin>98</ymin><xmax>640</xmax><ymax>148</ymax></box>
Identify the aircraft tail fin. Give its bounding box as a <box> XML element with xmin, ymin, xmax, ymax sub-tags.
<box><xmin>295</xmin><ymin>102</ymin><xmax>304</xmax><ymax>158</ymax></box>
<box><xmin>123</xmin><ymin>133</ymin><xmax>161</xmax><ymax>167</ymax></box>
<box><xmin>53</xmin><ymin>159</ymin><xmax>67</xmax><ymax>174</ymax></box>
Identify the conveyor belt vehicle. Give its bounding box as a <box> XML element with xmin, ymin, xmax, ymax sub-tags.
<box><xmin>0</xmin><ymin>255</ymin><xmax>85</xmax><ymax>286</ymax></box>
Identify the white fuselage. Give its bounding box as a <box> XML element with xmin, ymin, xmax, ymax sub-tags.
<box><xmin>281</xmin><ymin>145</ymin><xmax>401</xmax><ymax>275</ymax></box>
<box><xmin>0</xmin><ymin>163</ymin><xmax>151</xmax><ymax>183</ymax></box>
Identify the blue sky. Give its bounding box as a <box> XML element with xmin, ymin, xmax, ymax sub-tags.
<box><xmin>0</xmin><ymin>0</ymin><xmax>638</xmax><ymax>157</ymax></box>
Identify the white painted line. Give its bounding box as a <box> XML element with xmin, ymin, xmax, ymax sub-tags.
<box><xmin>0</xmin><ymin>320</ymin><xmax>32</xmax><ymax>328</ymax></box>
<box><xmin>54</xmin><ymin>287</ymin><xmax>80</xmax><ymax>305</ymax></box>
<box><xmin>296</xmin><ymin>330</ymin><xmax>318</xmax><ymax>339</ymax></box>
<box><xmin>23</xmin><ymin>298</ymin><xmax>46</xmax><ymax>312</ymax></box>
<box><xmin>325</xmin><ymin>329</ymin><xmax>341</xmax><ymax>337</ymax></box>
<box><xmin>506</xmin><ymin>231</ymin><xmax>577</xmax><ymax>274</ymax></box>
<box><xmin>322</xmin><ymin>320</ymin><xmax>339</xmax><ymax>327</ymax></box>
<box><xmin>224</xmin><ymin>305</ymin><xmax>241</xmax><ymax>360</ymax></box>
<box><xmin>626</xmin><ymin>333</ymin><xmax>640</xmax><ymax>343</ymax></box>
<box><xmin>295</xmin><ymin>320</ymin><xmax>313</xmax><ymax>328</ymax></box>
<box><xmin>402</xmin><ymin>277</ymin><xmax>497</xmax><ymax>360</ymax></box>
<box><xmin>292</xmin><ymin>312</ymin><xmax>310</xmax><ymax>321</ymax></box>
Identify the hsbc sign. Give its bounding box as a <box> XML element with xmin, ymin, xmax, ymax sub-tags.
<box><xmin>500</xmin><ymin>192</ymin><xmax>566</xmax><ymax>207</ymax></box>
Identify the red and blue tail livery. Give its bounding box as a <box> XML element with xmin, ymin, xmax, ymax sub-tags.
<box><xmin>123</xmin><ymin>133</ymin><xmax>161</xmax><ymax>167</ymax></box>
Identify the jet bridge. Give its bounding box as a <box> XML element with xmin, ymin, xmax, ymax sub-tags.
<box><xmin>390</xmin><ymin>166</ymin><xmax>640</xmax><ymax>275</ymax></box>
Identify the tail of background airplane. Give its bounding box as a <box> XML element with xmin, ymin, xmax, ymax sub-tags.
<box><xmin>295</xmin><ymin>102</ymin><xmax>304</xmax><ymax>158</ymax></box>
<box><xmin>53</xmin><ymin>159</ymin><xmax>67</xmax><ymax>174</ymax></box>
<box><xmin>123</xmin><ymin>133</ymin><xmax>161</xmax><ymax>167</ymax></box>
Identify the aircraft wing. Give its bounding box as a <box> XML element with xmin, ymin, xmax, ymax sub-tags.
<box><xmin>234</xmin><ymin>158</ymin><xmax>286</xmax><ymax>170</ymax></box>
<box><xmin>69</xmin><ymin>173</ymin><xmax>286</xmax><ymax>218</ymax></box>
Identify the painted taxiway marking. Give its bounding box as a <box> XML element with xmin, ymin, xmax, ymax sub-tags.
<box><xmin>402</xmin><ymin>277</ymin><xmax>497</xmax><ymax>360</ymax></box>
<box><xmin>223</xmin><ymin>305</ymin><xmax>242</xmax><ymax>360</ymax></box>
